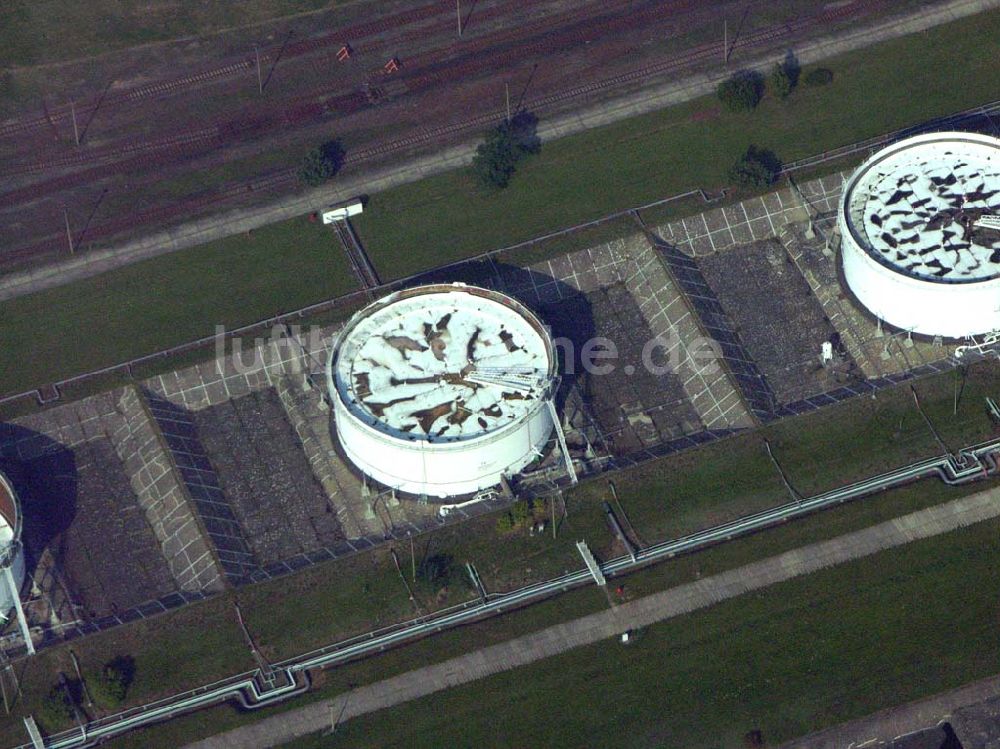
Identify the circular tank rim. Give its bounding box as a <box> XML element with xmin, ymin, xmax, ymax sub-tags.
<box><xmin>839</xmin><ymin>130</ymin><xmax>1000</xmax><ymax>286</ymax></box>
<box><xmin>833</xmin><ymin>248</ymin><xmax>991</xmax><ymax>344</ymax></box>
<box><xmin>327</xmin><ymin>283</ymin><xmax>558</xmax><ymax>449</ymax></box>
<box><xmin>0</xmin><ymin>469</ymin><xmax>23</xmax><ymax>568</ymax></box>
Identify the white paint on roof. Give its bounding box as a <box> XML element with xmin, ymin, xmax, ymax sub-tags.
<box><xmin>334</xmin><ymin>287</ymin><xmax>553</xmax><ymax>442</ymax></box>
<box><xmin>846</xmin><ymin>134</ymin><xmax>1000</xmax><ymax>281</ymax></box>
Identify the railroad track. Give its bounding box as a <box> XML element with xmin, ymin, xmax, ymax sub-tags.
<box><xmin>0</xmin><ymin>0</ymin><xmax>565</xmax><ymax>144</ymax></box>
<box><xmin>0</xmin><ymin>0</ymin><xmax>887</xmax><ymax>262</ymax></box>
<box><xmin>0</xmin><ymin>0</ymin><xmax>645</xmax><ymax>173</ymax></box>
<box><xmin>2</xmin><ymin>0</ymin><xmax>871</xmax><ymax>185</ymax></box>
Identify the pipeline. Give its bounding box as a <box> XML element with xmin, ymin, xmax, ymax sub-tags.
<box><xmin>21</xmin><ymin>435</ymin><xmax>1000</xmax><ymax>749</ymax></box>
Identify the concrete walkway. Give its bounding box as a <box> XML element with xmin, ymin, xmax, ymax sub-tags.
<box><xmin>2</xmin><ymin>0</ymin><xmax>997</xmax><ymax>304</ymax></box>
<box><xmin>185</xmin><ymin>484</ymin><xmax>1000</xmax><ymax>749</ymax></box>
<box><xmin>778</xmin><ymin>671</ymin><xmax>1000</xmax><ymax>748</ymax></box>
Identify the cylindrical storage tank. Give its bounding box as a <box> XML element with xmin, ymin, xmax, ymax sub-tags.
<box><xmin>0</xmin><ymin>470</ymin><xmax>26</xmax><ymax>617</ymax></box>
<box><xmin>327</xmin><ymin>284</ymin><xmax>557</xmax><ymax>498</ymax></box>
<box><xmin>839</xmin><ymin>132</ymin><xmax>1000</xmax><ymax>339</ymax></box>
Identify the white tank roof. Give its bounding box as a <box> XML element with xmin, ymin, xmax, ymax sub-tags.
<box><xmin>332</xmin><ymin>284</ymin><xmax>556</xmax><ymax>443</ymax></box>
<box><xmin>844</xmin><ymin>131</ymin><xmax>1000</xmax><ymax>283</ymax></box>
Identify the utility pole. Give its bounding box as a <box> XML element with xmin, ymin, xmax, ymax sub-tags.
<box><xmin>0</xmin><ymin>656</ymin><xmax>9</xmax><ymax>715</ymax></box>
<box><xmin>254</xmin><ymin>45</ymin><xmax>263</xmax><ymax>94</ymax></box>
<box><xmin>723</xmin><ymin>19</ymin><xmax>728</xmax><ymax>65</ymax></box>
<box><xmin>954</xmin><ymin>366</ymin><xmax>966</xmax><ymax>416</ymax></box>
<box><xmin>409</xmin><ymin>533</ymin><xmax>416</xmax><ymax>582</ymax></box>
<box><xmin>505</xmin><ymin>82</ymin><xmax>511</xmax><ymax>123</ymax></box>
<box><xmin>70</xmin><ymin>102</ymin><xmax>80</xmax><ymax>146</ymax></box>
<box><xmin>69</xmin><ymin>650</ymin><xmax>93</xmax><ymax>708</ymax></box>
<box><xmin>234</xmin><ymin>600</ymin><xmax>272</xmax><ymax>679</ymax></box>
<box><xmin>456</xmin><ymin>0</ymin><xmax>462</xmax><ymax>37</ymax></box>
<box><xmin>63</xmin><ymin>206</ymin><xmax>74</xmax><ymax>254</ymax></box>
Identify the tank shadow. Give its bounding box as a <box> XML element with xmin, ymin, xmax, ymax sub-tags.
<box><xmin>0</xmin><ymin>424</ymin><xmax>79</xmax><ymax>590</ymax></box>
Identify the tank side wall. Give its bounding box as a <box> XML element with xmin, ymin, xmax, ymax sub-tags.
<box><xmin>0</xmin><ymin>548</ymin><xmax>26</xmax><ymax>617</ymax></box>
<box><xmin>0</xmin><ymin>474</ymin><xmax>17</xmax><ymax>532</ymax></box>
<box><xmin>333</xmin><ymin>398</ymin><xmax>555</xmax><ymax>497</ymax></box>
<box><xmin>841</xmin><ymin>231</ymin><xmax>1000</xmax><ymax>338</ymax></box>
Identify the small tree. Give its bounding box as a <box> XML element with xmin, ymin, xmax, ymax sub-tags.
<box><xmin>511</xmin><ymin>499</ymin><xmax>531</xmax><ymax>525</ymax></box>
<box><xmin>804</xmin><ymin>67</ymin><xmax>834</xmax><ymax>87</ymax></box>
<box><xmin>298</xmin><ymin>140</ymin><xmax>345</xmax><ymax>186</ymax></box>
<box><xmin>473</xmin><ymin>127</ymin><xmax>520</xmax><ymax>190</ymax></box>
<box><xmin>770</xmin><ymin>63</ymin><xmax>793</xmax><ymax>99</ymax></box>
<box><xmin>472</xmin><ymin>112</ymin><xmax>541</xmax><ymax>190</ymax></box>
<box><xmin>716</xmin><ymin>71</ymin><xmax>764</xmax><ymax>112</ymax></box>
<box><xmin>496</xmin><ymin>512</ymin><xmax>515</xmax><ymax>533</ymax></box>
<box><xmin>728</xmin><ymin>145</ymin><xmax>782</xmax><ymax>189</ymax></box>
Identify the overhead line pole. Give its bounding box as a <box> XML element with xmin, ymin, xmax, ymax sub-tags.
<box><xmin>254</xmin><ymin>45</ymin><xmax>263</xmax><ymax>94</ymax></box>
<box><xmin>62</xmin><ymin>206</ymin><xmax>75</xmax><ymax>255</ymax></box>
<box><xmin>70</xmin><ymin>102</ymin><xmax>80</xmax><ymax>146</ymax></box>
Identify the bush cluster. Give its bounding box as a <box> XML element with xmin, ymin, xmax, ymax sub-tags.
<box><xmin>472</xmin><ymin>112</ymin><xmax>541</xmax><ymax>190</ymax></box>
<box><xmin>38</xmin><ymin>657</ymin><xmax>136</xmax><ymax>729</ymax></box>
<box><xmin>495</xmin><ymin>498</ymin><xmax>545</xmax><ymax>533</ymax></box>
<box><xmin>89</xmin><ymin>656</ymin><xmax>135</xmax><ymax>708</ymax></box>
<box><xmin>298</xmin><ymin>140</ymin><xmax>345</xmax><ymax>186</ymax></box>
<box><xmin>728</xmin><ymin>145</ymin><xmax>782</xmax><ymax>189</ymax></box>
<box><xmin>716</xmin><ymin>70</ymin><xmax>764</xmax><ymax>112</ymax></box>
<box><xmin>39</xmin><ymin>684</ymin><xmax>77</xmax><ymax>729</ymax></box>
<box><xmin>769</xmin><ymin>53</ymin><xmax>801</xmax><ymax>99</ymax></box>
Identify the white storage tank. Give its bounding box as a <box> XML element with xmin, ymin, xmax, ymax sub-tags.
<box><xmin>0</xmin><ymin>470</ymin><xmax>26</xmax><ymax>619</ymax></box>
<box><xmin>839</xmin><ymin>131</ymin><xmax>1000</xmax><ymax>339</ymax></box>
<box><xmin>326</xmin><ymin>284</ymin><xmax>558</xmax><ymax>498</ymax></box>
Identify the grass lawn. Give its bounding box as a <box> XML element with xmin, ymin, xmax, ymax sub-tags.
<box><xmin>107</xmin><ymin>474</ymin><xmax>1000</xmax><ymax>749</ymax></box>
<box><xmin>235</xmin><ymin>363</ymin><xmax>1000</xmax><ymax>664</ymax></box>
<box><xmin>351</xmin><ymin>10</ymin><xmax>1000</xmax><ymax>281</ymax></box>
<box><xmin>0</xmin><ymin>215</ymin><xmax>358</xmax><ymax>396</ymax></box>
<box><xmin>1</xmin><ymin>593</ymin><xmax>252</xmax><ymax>740</ymax></box>
<box><xmin>2</xmin><ymin>10</ymin><xmax>1000</xmax><ymax>399</ymax></box>
<box><xmin>8</xmin><ymin>362</ymin><xmax>994</xmax><ymax>747</ymax></box>
<box><xmin>0</xmin><ymin>1</ymin><xmax>346</xmax><ymax>68</ymax></box>
<box><xmin>280</xmin><ymin>513</ymin><xmax>1000</xmax><ymax>749</ymax></box>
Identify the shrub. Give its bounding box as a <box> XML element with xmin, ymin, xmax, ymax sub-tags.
<box><xmin>417</xmin><ymin>553</ymin><xmax>455</xmax><ymax>586</ymax></box>
<box><xmin>297</xmin><ymin>140</ymin><xmax>345</xmax><ymax>186</ymax></box>
<box><xmin>804</xmin><ymin>67</ymin><xmax>834</xmax><ymax>87</ymax></box>
<box><xmin>770</xmin><ymin>63</ymin><xmax>793</xmax><ymax>99</ymax></box>
<box><xmin>39</xmin><ymin>684</ymin><xmax>77</xmax><ymax>729</ymax></box>
<box><xmin>472</xmin><ymin>111</ymin><xmax>541</xmax><ymax>190</ymax></box>
<box><xmin>89</xmin><ymin>656</ymin><xmax>135</xmax><ymax>708</ymax></box>
<box><xmin>716</xmin><ymin>71</ymin><xmax>764</xmax><ymax>112</ymax></box>
<box><xmin>496</xmin><ymin>512</ymin><xmax>515</xmax><ymax>532</ymax></box>
<box><xmin>510</xmin><ymin>499</ymin><xmax>531</xmax><ymax>525</ymax></box>
<box><xmin>728</xmin><ymin>145</ymin><xmax>782</xmax><ymax>189</ymax></box>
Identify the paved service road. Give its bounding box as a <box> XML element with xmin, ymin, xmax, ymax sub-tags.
<box><xmin>186</xmin><ymin>485</ymin><xmax>1000</xmax><ymax>749</ymax></box>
